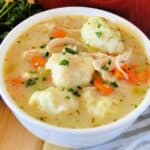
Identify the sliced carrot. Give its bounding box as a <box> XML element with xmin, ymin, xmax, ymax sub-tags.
<box><xmin>112</xmin><ymin>64</ymin><xmax>137</xmax><ymax>84</ymax></box>
<box><xmin>111</xmin><ymin>68</ymin><xmax>125</xmax><ymax>80</ymax></box>
<box><xmin>122</xmin><ymin>64</ymin><xmax>137</xmax><ymax>84</ymax></box>
<box><xmin>125</xmin><ymin>69</ymin><xmax>137</xmax><ymax>84</ymax></box>
<box><xmin>137</xmin><ymin>70</ymin><xmax>150</xmax><ymax>84</ymax></box>
<box><xmin>8</xmin><ymin>77</ymin><xmax>24</xmax><ymax>86</ymax></box>
<box><xmin>52</xmin><ymin>30</ymin><xmax>66</xmax><ymax>38</ymax></box>
<box><xmin>94</xmin><ymin>79</ymin><xmax>113</xmax><ymax>96</ymax></box>
<box><xmin>30</xmin><ymin>55</ymin><xmax>46</xmax><ymax>69</ymax></box>
<box><xmin>122</xmin><ymin>64</ymin><xmax>136</xmax><ymax>72</ymax></box>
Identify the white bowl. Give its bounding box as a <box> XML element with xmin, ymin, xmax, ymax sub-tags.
<box><xmin>0</xmin><ymin>7</ymin><xmax>150</xmax><ymax>148</ymax></box>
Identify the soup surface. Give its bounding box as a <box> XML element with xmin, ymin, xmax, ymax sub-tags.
<box><xmin>4</xmin><ymin>16</ymin><xmax>150</xmax><ymax>128</ymax></box>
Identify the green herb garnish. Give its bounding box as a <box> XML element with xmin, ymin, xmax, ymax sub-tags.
<box><xmin>98</xmin><ymin>71</ymin><xmax>102</xmax><ymax>77</ymax></box>
<box><xmin>68</xmin><ymin>88</ymin><xmax>80</xmax><ymax>97</ymax></box>
<box><xmin>42</xmin><ymin>51</ymin><xmax>49</xmax><ymax>58</ymax></box>
<box><xmin>65</xmin><ymin>95</ymin><xmax>70</xmax><ymax>100</ymax></box>
<box><xmin>134</xmin><ymin>104</ymin><xmax>138</xmax><ymax>108</ymax></box>
<box><xmin>110</xmin><ymin>82</ymin><xmax>118</xmax><ymax>88</ymax></box>
<box><xmin>61</xmin><ymin>51</ymin><xmax>66</xmax><ymax>55</ymax></box>
<box><xmin>64</xmin><ymin>47</ymin><xmax>78</xmax><ymax>54</ymax></box>
<box><xmin>101</xmin><ymin>65</ymin><xmax>109</xmax><ymax>71</ymax></box>
<box><xmin>28</xmin><ymin>70</ymin><xmax>37</xmax><ymax>74</ymax></box>
<box><xmin>59</xmin><ymin>59</ymin><xmax>69</xmax><ymax>66</ymax></box>
<box><xmin>49</xmin><ymin>36</ymin><xmax>54</xmax><ymax>40</ymax></box>
<box><xmin>95</xmin><ymin>31</ymin><xmax>102</xmax><ymax>38</ymax></box>
<box><xmin>108</xmin><ymin>59</ymin><xmax>111</xmax><ymax>65</ymax></box>
<box><xmin>97</xmin><ymin>23</ymin><xmax>101</xmax><ymax>28</ymax></box>
<box><xmin>40</xmin><ymin>44</ymin><xmax>46</xmax><ymax>49</ymax></box>
<box><xmin>102</xmin><ymin>80</ymin><xmax>109</xmax><ymax>84</ymax></box>
<box><xmin>20</xmin><ymin>105</ymin><xmax>24</xmax><ymax>109</ymax></box>
<box><xmin>61</xmin><ymin>87</ymin><xmax>65</xmax><ymax>91</ymax></box>
<box><xmin>42</xmin><ymin>77</ymin><xmax>47</xmax><ymax>81</ymax></box>
<box><xmin>77</xmin><ymin>85</ymin><xmax>82</xmax><ymax>89</ymax></box>
<box><xmin>0</xmin><ymin>0</ymin><xmax>43</xmax><ymax>43</ymax></box>
<box><xmin>25</xmin><ymin>78</ymin><xmax>38</xmax><ymax>87</ymax></box>
<box><xmin>39</xmin><ymin>116</ymin><xmax>47</xmax><ymax>122</ymax></box>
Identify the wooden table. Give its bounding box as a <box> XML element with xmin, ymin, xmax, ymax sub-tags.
<box><xmin>0</xmin><ymin>100</ymin><xmax>43</xmax><ymax>150</ymax></box>
<box><xmin>0</xmin><ymin>100</ymin><xmax>70</xmax><ymax>150</ymax></box>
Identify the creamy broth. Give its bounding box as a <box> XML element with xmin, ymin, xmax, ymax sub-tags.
<box><xmin>4</xmin><ymin>16</ymin><xmax>150</xmax><ymax>128</ymax></box>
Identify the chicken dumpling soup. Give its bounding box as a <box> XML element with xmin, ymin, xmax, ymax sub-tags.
<box><xmin>4</xmin><ymin>16</ymin><xmax>150</xmax><ymax>128</ymax></box>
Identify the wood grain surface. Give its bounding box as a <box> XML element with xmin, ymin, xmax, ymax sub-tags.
<box><xmin>0</xmin><ymin>100</ymin><xmax>70</xmax><ymax>150</ymax></box>
<box><xmin>0</xmin><ymin>100</ymin><xmax>43</xmax><ymax>150</ymax></box>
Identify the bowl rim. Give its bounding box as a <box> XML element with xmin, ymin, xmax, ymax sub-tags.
<box><xmin>0</xmin><ymin>6</ymin><xmax>150</xmax><ymax>134</ymax></box>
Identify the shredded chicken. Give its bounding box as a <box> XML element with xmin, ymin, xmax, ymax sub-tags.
<box><xmin>92</xmin><ymin>52</ymin><xmax>116</xmax><ymax>71</ymax></box>
<box><xmin>57</xmin><ymin>27</ymin><xmax>80</xmax><ymax>33</ymax></box>
<box><xmin>92</xmin><ymin>50</ymin><xmax>132</xmax><ymax>81</ymax></box>
<box><xmin>115</xmin><ymin>50</ymin><xmax>132</xmax><ymax>79</ymax></box>
<box><xmin>22</xmin><ymin>49</ymin><xmax>43</xmax><ymax>60</ymax></box>
<box><xmin>46</xmin><ymin>37</ymin><xmax>86</xmax><ymax>52</ymax></box>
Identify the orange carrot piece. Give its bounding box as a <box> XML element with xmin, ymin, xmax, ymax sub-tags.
<box><xmin>122</xmin><ymin>64</ymin><xmax>137</xmax><ymax>84</ymax></box>
<box><xmin>30</xmin><ymin>55</ymin><xmax>46</xmax><ymax>69</ymax></box>
<box><xmin>94</xmin><ymin>79</ymin><xmax>113</xmax><ymax>96</ymax></box>
<box><xmin>122</xmin><ymin>64</ymin><xmax>136</xmax><ymax>72</ymax></box>
<box><xmin>137</xmin><ymin>70</ymin><xmax>150</xmax><ymax>83</ymax></box>
<box><xmin>125</xmin><ymin>69</ymin><xmax>137</xmax><ymax>84</ymax></box>
<box><xmin>112</xmin><ymin>64</ymin><xmax>137</xmax><ymax>84</ymax></box>
<box><xmin>52</xmin><ymin>30</ymin><xmax>66</xmax><ymax>38</ymax></box>
<box><xmin>111</xmin><ymin>68</ymin><xmax>125</xmax><ymax>80</ymax></box>
<box><xmin>9</xmin><ymin>77</ymin><xmax>24</xmax><ymax>86</ymax></box>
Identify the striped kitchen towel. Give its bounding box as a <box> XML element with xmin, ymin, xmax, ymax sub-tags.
<box><xmin>80</xmin><ymin>106</ymin><xmax>150</xmax><ymax>150</ymax></box>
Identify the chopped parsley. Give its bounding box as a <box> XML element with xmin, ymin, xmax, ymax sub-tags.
<box><xmin>107</xmin><ymin>59</ymin><xmax>111</xmax><ymax>65</ymax></box>
<box><xmin>101</xmin><ymin>65</ymin><xmax>109</xmax><ymax>71</ymax></box>
<box><xmin>95</xmin><ymin>31</ymin><xmax>102</xmax><ymax>38</ymax></box>
<box><xmin>42</xmin><ymin>51</ymin><xmax>49</xmax><ymax>58</ymax></box>
<box><xmin>49</xmin><ymin>36</ymin><xmax>54</xmax><ymax>40</ymax></box>
<box><xmin>77</xmin><ymin>85</ymin><xmax>82</xmax><ymax>89</ymax></box>
<box><xmin>28</xmin><ymin>70</ymin><xmax>37</xmax><ymax>74</ymax></box>
<box><xmin>102</xmin><ymin>80</ymin><xmax>109</xmax><ymax>84</ymax></box>
<box><xmin>68</xmin><ymin>88</ymin><xmax>80</xmax><ymax>97</ymax></box>
<box><xmin>40</xmin><ymin>44</ymin><xmax>46</xmax><ymax>49</ymax></box>
<box><xmin>61</xmin><ymin>51</ymin><xmax>66</xmax><ymax>55</ymax></box>
<box><xmin>25</xmin><ymin>77</ymin><xmax>38</xmax><ymax>87</ymax></box>
<box><xmin>20</xmin><ymin>105</ymin><xmax>24</xmax><ymax>109</ymax></box>
<box><xmin>39</xmin><ymin>116</ymin><xmax>47</xmax><ymax>122</ymax></box>
<box><xmin>98</xmin><ymin>71</ymin><xmax>102</xmax><ymax>77</ymax></box>
<box><xmin>64</xmin><ymin>47</ymin><xmax>78</xmax><ymax>54</ymax></box>
<box><xmin>65</xmin><ymin>95</ymin><xmax>70</xmax><ymax>100</ymax></box>
<box><xmin>59</xmin><ymin>59</ymin><xmax>69</xmax><ymax>66</ymax></box>
<box><xmin>97</xmin><ymin>23</ymin><xmax>101</xmax><ymax>28</ymax></box>
<box><xmin>61</xmin><ymin>87</ymin><xmax>65</xmax><ymax>91</ymax></box>
<box><xmin>110</xmin><ymin>82</ymin><xmax>118</xmax><ymax>88</ymax></box>
<box><xmin>113</xmin><ymin>119</ymin><xmax>117</xmax><ymax>122</ymax></box>
<box><xmin>42</xmin><ymin>77</ymin><xmax>47</xmax><ymax>81</ymax></box>
<box><xmin>120</xmin><ymin>99</ymin><xmax>124</xmax><ymax>102</ymax></box>
<box><xmin>134</xmin><ymin>104</ymin><xmax>138</xmax><ymax>108</ymax></box>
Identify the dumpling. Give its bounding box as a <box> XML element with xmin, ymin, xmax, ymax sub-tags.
<box><xmin>82</xmin><ymin>87</ymin><xmax>113</xmax><ymax>118</ymax></box>
<box><xmin>45</xmin><ymin>53</ymin><xmax>94</xmax><ymax>88</ymax></box>
<box><xmin>29</xmin><ymin>87</ymin><xmax>79</xmax><ymax>114</ymax></box>
<box><xmin>81</xmin><ymin>17</ymin><xmax>124</xmax><ymax>54</ymax></box>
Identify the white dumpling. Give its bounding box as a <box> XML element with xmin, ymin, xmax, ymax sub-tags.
<box><xmin>29</xmin><ymin>87</ymin><xmax>79</xmax><ymax>114</ymax></box>
<box><xmin>82</xmin><ymin>87</ymin><xmax>113</xmax><ymax>117</ymax></box>
<box><xmin>45</xmin><ymin>53</ymin><xmax>94</xmax><ymax>88</ymax></box>
<box><xmin>81</xmin><ymin>17</ymin><xmax>124</xmax><ymax>54</ymax></box>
